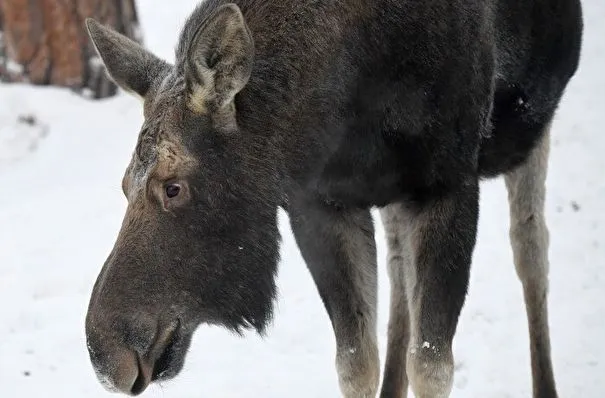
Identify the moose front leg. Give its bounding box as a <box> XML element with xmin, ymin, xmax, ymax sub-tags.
<box><xmin>289</xmin><ymin>196</ymin><xmax>379</xmax><ymax>398</ymax></box>
<box><xmin>404</xmin><ymin>181</ymin><xmax>479</xmax><ymax>398</ymax></box>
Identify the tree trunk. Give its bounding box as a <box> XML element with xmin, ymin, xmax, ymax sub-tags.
<box><xmin>0</xmin><ymin>0</ymin><xmax>142</xmax><ymax>99</ymax></box>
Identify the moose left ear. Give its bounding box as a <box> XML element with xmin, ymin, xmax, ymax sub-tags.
<box><xmin>86</xmin><ymin>18</ymin><xmax>168</xmax><ymax>98</ymax></box>
<box><xmin>185</xmin><ymin>4</ymin><xmax>254</xmax><ymax>113</ymax></box>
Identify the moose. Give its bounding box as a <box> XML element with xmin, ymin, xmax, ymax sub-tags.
<box><xmin>84</xmin><ymin>0</ymin><xmax>583</xmax><ymax>397</ymax></box>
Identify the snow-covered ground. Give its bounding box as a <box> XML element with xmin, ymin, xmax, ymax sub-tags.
<box><xmin>1</xmin><ymin>0</ymin><xmax>603</xmax><ymax>396</ymax></box>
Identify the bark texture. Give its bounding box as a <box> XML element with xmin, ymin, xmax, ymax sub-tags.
<box><xmin>0</xmin><ymin>0</ymin><xmax>142</xmax><ymax>99</ymax></box>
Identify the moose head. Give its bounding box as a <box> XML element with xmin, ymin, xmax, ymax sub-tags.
<box><xmin>84</xmin><ymin>4</ymin><xmax>281</xmax><ymax>395</ymax></box>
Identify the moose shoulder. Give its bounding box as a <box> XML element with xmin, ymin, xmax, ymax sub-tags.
<box><xmin>84</xmin><ymin>0</ymin><xmax>582</xmax><ymax>397</ymax></box>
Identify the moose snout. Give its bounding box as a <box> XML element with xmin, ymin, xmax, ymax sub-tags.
<box><xmin>86</xmin><ymin>314</ymin><xmax>180</xmax><ymax>396</ymax></box>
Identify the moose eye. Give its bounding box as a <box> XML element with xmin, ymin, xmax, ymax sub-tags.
<box><xmin>165</xmin><ymin>184</ymin><xmax>181</xmax><ymax>198</ymax></box>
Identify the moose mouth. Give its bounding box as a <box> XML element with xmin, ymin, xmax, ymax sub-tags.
<box><xmin>129</xmin><ymin>319</ymin><xmax>187</xmax><ymax>395</ymax></box>
<box><xmin>150</xmin><ymin>324</ymin><xmax>181</xmax><ymax>381</ymax></box>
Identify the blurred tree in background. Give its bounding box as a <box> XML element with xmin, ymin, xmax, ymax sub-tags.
<box><xmin>0</xmin><ymin>0</ymin><xmax>142</xmax><ymax>99</ymax></box>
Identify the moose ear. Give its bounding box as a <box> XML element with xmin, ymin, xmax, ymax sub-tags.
<box><xmin>85</xmin><ymin>18</ymin><xmax>167</xmax><ymax>98</ymax></box>
<box><xmin>185</xmin><ymin>4</ymin><xmax>254</xmax><ymax>113</ymax></box>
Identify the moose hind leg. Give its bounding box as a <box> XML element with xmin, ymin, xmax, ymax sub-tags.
<box><xmin>379</xmin><ymin>203</ymin><xmax>414</xmax><ymax>398</ymax></box>
<box><xmin>505</xmin><ymin>125</ymin><xmax>558</xmax><ymax>398</ymax></box>
<box><xmin>289</xmin><ymin>197</ymin><xmax>379</xmax><ymax>398</ymax></box>
<box><xmin>405</xmin><ymin>181</ymin><xmax>479</xmax><ymax>398</ymax></box>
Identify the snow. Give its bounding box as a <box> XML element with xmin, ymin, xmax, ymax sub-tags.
<box><xmin>1</xmin><ymin>0</ymin><xmax>604</xmax><ymax>396</ymax></box>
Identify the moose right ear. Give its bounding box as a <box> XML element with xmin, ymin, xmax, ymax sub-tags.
<box><xmin>85</xmin><ymin>18</ymin><xmax>167</xmax><ymax>98</ymax></box>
